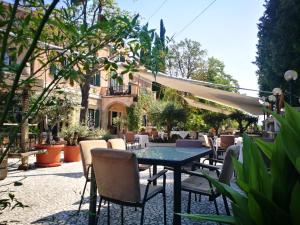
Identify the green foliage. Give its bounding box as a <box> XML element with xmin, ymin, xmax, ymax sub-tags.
<box><xmin>256</xmin><ymin>0</ymin><xmax>300</xmax><ymax>99</ymax></box>
<box><xmin>184</xmin><ymin>104</ymin><xmax>300</xmax><ymax>225</ymax></box>
<box><xmin>167</xmin><ymin>39</ymin><xmax>238</xmax><ymax>91</ymax></box>
<box><xmin>149</xmin><ymin>101</ymin><xmax>187</xmax><ymax>138</ymax></box>
<box><xmin>60</xmin><ymin>124</ymin><xmax>89</xmax><ymax>146</ymax></box>
<box><xmin>202</xmin><ymin>112</ymin><xmax>228</xmax><ymax>135</ymax></box>
<box><xmin>161</xmin><ymin>87</ymin><xmax>184</xmax><ymax>104</ymax></box>
<box><xmin>184</xmin><ymin>112</ymin><xmax>205</xmax><ymax>132</ymax></box>
<box><xmin>193</xmin><ymin>57</ymin><xmax>239</xmax><ymax>92</ymax></box>
<box><xmin>140</xmin><ymin>19</ymin><xmax>168</xmax><ymax>73</ymax></box>
<box><xmin>112</xmin><ymin>116</ymin><xmax>127</xmax><ymax>131</ymax></box>
<box><xmin>229</xmin><ymin>111</ymin><xmax>258</xmax><ymax>134</ymax></box>
<box><xmin>126</xmin><ymin>105</ymin><xmax>140</xmax><ymax>132</ymax></box>
<box><xmin>167</xmin><ymin>38</ymin><xmax>207</xmax><ymax>78</ymax></box>
<box><xmin>31</xmin><ymin>91</ymin><xmax>79</xmax><ymax>131</ymax></box>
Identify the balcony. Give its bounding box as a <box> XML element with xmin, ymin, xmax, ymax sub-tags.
<box><xmin>101</xmin><ymin>84</ymin><xmax>138</xmax><ymax>97</ymax></box>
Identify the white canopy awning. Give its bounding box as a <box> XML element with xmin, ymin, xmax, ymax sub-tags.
<box><xmin>183</xmin><ymin>97</ymin><xmax>232</xmax><ymax>115</ymax></box>
<box><xmin>136</xmin><ymin>70</ymin><xmax>263</xmax><ymax>116</ymax></box>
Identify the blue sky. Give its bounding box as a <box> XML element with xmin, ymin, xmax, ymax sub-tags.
<box><xmin>116</xmin><ymin>0</ymin><xmax>265</xmax><ymax>97</ymax></box>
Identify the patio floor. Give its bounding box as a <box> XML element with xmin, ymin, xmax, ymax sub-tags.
<box><xmin>1</xmin><ymin>158</ymin><xmax>228</xmax><ymax>225</ymax></box>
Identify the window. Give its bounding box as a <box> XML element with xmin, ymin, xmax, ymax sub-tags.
<box><xmin>109</xmin><ymin>76</ymin><xmax>118</xmax><ymax>88</ymax></box>
<box><xmin>90</xmin><ymin>72</ymin><xmax>101</xmax><ymax>86</ymax></box>
<box><xmin>4</xmin><ymin>48</ymin><xmax>17</xmax><ymax>66</ymax></box>
<box><xmin>88</xmin><ymin>109</ymin><xmax>100</xmax><ymax>128</ymax></box>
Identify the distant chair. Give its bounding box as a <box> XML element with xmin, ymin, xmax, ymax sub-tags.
<box><xmin>124</xmin><ymin>131</ymin><xmax>140</xmax><ymax>149</ymax></box>
<box><xmin>164</xmin><ymin>139</ymin><xmax>203</xmax><ymax>172</ymax></box>
<box><xmin>108</xmin><ymin>138</ymin><xmax>152</xmax><ymax>176</ymax></box>
<box><xmin>199</xmin><ymin>134</ymin><xmax>210</xmax><ymax>147</ymax></box>
<box><xmin>78</xmin><ymin>140</ymin><xmax>107</xmax><ymax>213</ymax></box>
<box><xmin>91</xmin><ymin>149</ymin><xmax>167</xmax><ymax>225</ymax></box>
<box><xmin>181</xmin><ymin>145</ymin><xmax>240</xmax><ymax>214</ymax></box>
<box><xmin>107</xmin><ymin>138</ymin><xmax>126</xmax><ymax>149</ymax></box>
<box><xmin>219</xmin><ymin>135</ymin><xmax>235</xmax><ymax>150</ymax></box>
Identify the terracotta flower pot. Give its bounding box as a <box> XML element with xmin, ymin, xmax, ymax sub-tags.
<box><xmin>35</xmin><ymin>144</ymin><xmax>64</xmax><ymax>167</ymax></box>
<box><xmin>0</xmin><ymin>159</ymin><xmax>8</xmax><ymax>180</ymax></box>
<box><xmin>63</xmin><ymin>145</ymin><xmax>81</xmax><ymax>162</ymax></box>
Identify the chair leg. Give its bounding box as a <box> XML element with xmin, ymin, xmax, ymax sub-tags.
<box><xmin>77</xmin><ymin>179</ymin><xmax>88</xmax><ymax>214</ymax></box>
<box><xmin>121</xmin><ymin>205</ymin><xmax>124</xmax><ymax>225</ymax></box>
<box><xmin>140</xmin><ymin>205</ymin><xmax>145</xmax><ymax>225</ymax></box>
<box><xmin>96</xmin><ymin>197</ymin><xmax>103</xmax><ymax>223</ymax></box>
<box><xmin>149</xmin><ymin>167</ymin><xmax>152</xmax><ymax>177</ymax></box>
<box><xmin>222</xmin><ymin>195</ymin><xmax>230</xmax><ymax>215</ymax></box>
<box><xmin>163</xmin><ymin>192</ymin><xmax>167</xmax><ymax>225</ymax></box>
<box><xmin>199</xmin><ymin>194</ymin><xmax>201</xmax><ymax>202</ymax></box>
<box><xmin>187</xmin><ymin>192</ymin><xmax>192</xmax><ymax>213</ymax></box>
<box><xmin>107</xmin><ymin>201</ymin><xmax>110</xmax><ymax>225</ymax></box>
<box><xmin>213</xmin><ymin>197</ymin><xmax>219</xmax><ymax>215</ymax></box>
<box><xmin>194</xmin><ymin>193</ymin><xmax>197</xmax><ymax>201</ymax></box>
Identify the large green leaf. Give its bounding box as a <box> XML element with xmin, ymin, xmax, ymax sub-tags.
<box><xmin>271</xmin><ymin>131</ymin><xmax>298</xmax><ymax>210</ymax></box>
<box><xmin>290</xmin><ymin>182</ymin><xmax>300</xmax><ymax>225</ymax></box>
<box><xmin>204</xmin><ymin>175</ymin><xmax>248</xmax><ymax>209</ymax></box>
<box><xmin>179</xmin><ymin>214</ymin><xmax>236</xmax><ymax>224</ymax></box>
<box><xmin>284</xmin><ymin>104</ymin><xmax>300</xmax><ymax>134</ymax></box>
<box><xmin>231</xmin><ymin>203</ymin><xmax>255</xmax><ymax>225</ymax></box>
<box><xmin>250</xmin><ymin>189</ymin><xmax>291</xmax><ymax>225</ymax></box>
<box><xmin>255</xmin><ymin>138</ymin><xmax>274</xmax><ymax>159</ymax></box>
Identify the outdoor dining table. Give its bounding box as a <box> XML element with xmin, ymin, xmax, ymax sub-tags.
<box><xmin>88</xmin><ymin>146</ymin><xmax>212</xmax><ymax>225</ymax></box>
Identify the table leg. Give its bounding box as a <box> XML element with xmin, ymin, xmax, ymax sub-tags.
<box><xmin>88</xmin><ymin>168</ymin><xmax>97</xmax><ymax>225</ymax></box>
<box><xmin>152</xmin><ymin>165</ymin><xmax>157</xmax><ymax>185</ymax></box>
<box><xmin>173</xmin><ymin>165</ymin><xmax>181</xmax><ymax>225</ymax></box>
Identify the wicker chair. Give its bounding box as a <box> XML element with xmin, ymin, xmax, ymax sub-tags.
<box><xmin>78</xmin><ymin>140</ymin><xmax>107</xmax><ymax>213</ymax></box>
<box><xmin>91</xmin><ymin>149</ymin><xmax>167</xmax><ymax>225</ymax></box>
<box><xmin>181</xmin><ymin>145</ymin><xmax>240</xmax><ymax>215</ymax></box>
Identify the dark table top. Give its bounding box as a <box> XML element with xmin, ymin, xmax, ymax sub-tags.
<box><xmin>132</xmin><ymin>146</ymin><xmax>212</xmax><ymax>167</ymax></box>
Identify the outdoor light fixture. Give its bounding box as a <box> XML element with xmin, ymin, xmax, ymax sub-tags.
<box><xmin>284</xmin><ymin>70</ymin><xmax>298</xmax><ymax>81</ymax></box>
<box><xmin>268</xmin><ymin>95</ymin><xmax>276</xmax><ymax>102</ymax></box>
<box><xmin>284</xmin><ymin>70</ymin><xmax>298</xmax><ymax>105</ymax></box>
<box><xmin>272</xmin><ymin>87</ymin><xmax>282</xmax><ymax>96</ymax></box>
<box><xmin>272</xmin><ymin>88</ymin><xmax>282</xmax><ymax>114</ymax></box>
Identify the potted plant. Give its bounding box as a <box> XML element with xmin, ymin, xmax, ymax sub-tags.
<box><xmin>32</xmin><ymin>91</ymin><xmax>79</xmax><ymax>167</ymax></box>
<box><xmin>61</xmin><ymin>124</ymin><xmax>89</xmax><ymax>162</ymax></box>
<box><xmin>0</xmin><ymin>152</ymin><xmax>7</xmax><ymax>180</ymax></box>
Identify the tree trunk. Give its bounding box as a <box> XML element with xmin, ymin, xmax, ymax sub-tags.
<box><xmin>20</xmin><ymin>88</ymin><xmax>29</xmax><ymax>170</ymax></box>
<box><xmin>80</xmin><ymin>76</ymin><xmax>92</xmax><ymax>123</ymax></box>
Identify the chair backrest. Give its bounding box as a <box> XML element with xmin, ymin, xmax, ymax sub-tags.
<box><xmin>218</xmin><ymin>145</ymin><xmax>240</xmax><ymax>185</ymax></box>
<box><xmin>208</xmin><ymin>137</ymin><xmax>218</xmax><ymax>159</ymax></box>
<box><xmin>220</xmin><ymin>135</ymin><xmax>235</xmax><ymax>149</ymax></box>
<box><xmin>91</xmin><ymin>148</ymin><xmax>141</xmax><ymax>203</ymax></box>
<box><xmin>79</xmin><ymin>140</ymin><xmax>107</xmax><ymax>179</ymax></box>
<box><xmin>108</xmin><ymin>138</ymin><xmax>126</xmax><ymax>150</ymax></box>
<box><xmin>125</xmin><ymin>132</ymin><xmax>135</xmax><ymax>143</ymax></box>
<box><xmin>176</xmin><ymin>139</ymin><xmax>202</xmax><ymax>148</ymax></box>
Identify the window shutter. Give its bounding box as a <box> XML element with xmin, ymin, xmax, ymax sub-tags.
<box><xmin>95</xmin><ymin>110</ymin><xmax>100</xmax><ymax>128</ymax></box>
<box><xmin>95</xmin><ymin>73</ymin><xmax>100</xmax><ymax>86</ymax></box>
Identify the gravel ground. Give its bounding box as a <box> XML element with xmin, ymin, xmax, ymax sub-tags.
<box><xmin>0</xmin><ymin>157</ymin><xmax>230</xmax><ymax>225</ymax></box>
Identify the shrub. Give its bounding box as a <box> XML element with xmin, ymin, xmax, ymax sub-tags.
<box><xmin>183</xmin><ymin>104</ymin><xmax>300</xmax><ymax>225</ymax></box>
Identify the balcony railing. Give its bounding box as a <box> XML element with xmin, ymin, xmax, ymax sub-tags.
<box><xmin>102</xmin><ymin>85</ymin><xmax>131</xmax><ymax>96</ymax></box>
